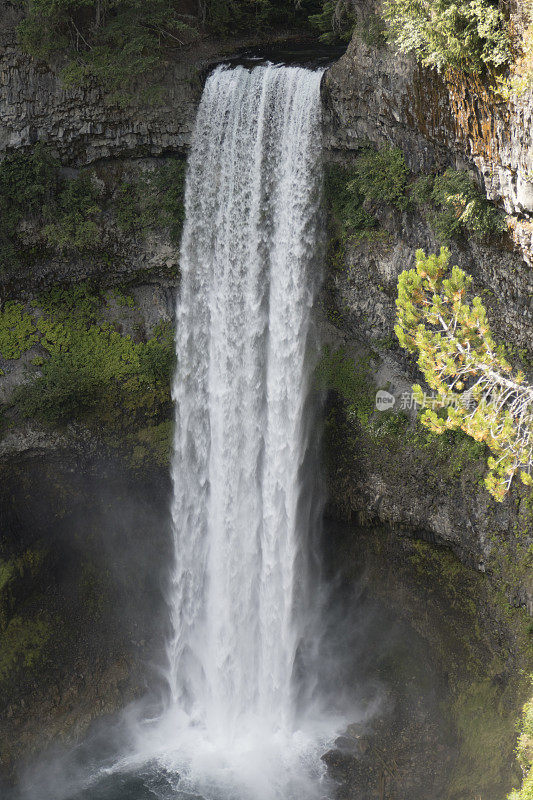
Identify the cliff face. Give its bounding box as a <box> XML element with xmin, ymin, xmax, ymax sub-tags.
<box><xmin>317</xmin><ymin>29</ymin><xmax>533</xmax><ymax>797</ymax></box>
<box><xmin>323</xmin><ymin>33</ymin><xmax>533</xmax><ymax>264</ymax></box>
<box><xmin>320</xmin><ymin>31</ymin><xmax>533</xmax><ymax>612</ymax></box>
<box><xmin>0</xmin><ymin>18</ymin><xmax>200</xmax><ymax>164</ymax></box>
<box><xmin>0</xmin><ymin>12</ymin><xmax>193</xmax><ymax>768</ymax></box>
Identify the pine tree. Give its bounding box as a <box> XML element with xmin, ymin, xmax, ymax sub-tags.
<box><xmin>395</xmin><ymin>247</ymin><xmax>533</xmax><ymax>501</ymax></box>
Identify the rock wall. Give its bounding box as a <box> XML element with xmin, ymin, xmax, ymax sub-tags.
<box><xmin>0</xmin><ymin>437</ymin><xmax>173</xmax><ymax>777</ymax></box>
<box><xmin>0</xmin><ymin>21</ymin><xmax>200</xmax><ymax>165</ymax></box>
<box><xmin>322</xmin><ymin>33</ymin><xmax>533</xmax><ymax>264</ymax></box>
<box><xmin>320</xmin><ymin>30</ymin><xmax>533</xmax><ymax>615</ymax></box>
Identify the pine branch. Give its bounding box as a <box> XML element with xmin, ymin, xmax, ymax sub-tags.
<box><xmin>395</xmin><ymin>247</ymin><xmax>533</xmax><ymax>500</ymax></box>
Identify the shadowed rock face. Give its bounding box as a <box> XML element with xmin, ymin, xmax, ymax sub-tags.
<box><xmin>0</xmin><ymin>441</ymin><xmax>173</xmax><ymax>779</ymax></box>
<box><xmin>319</xmin><ymin>521</ymin><xmax>528</xmax><ymax>800</ymax></box>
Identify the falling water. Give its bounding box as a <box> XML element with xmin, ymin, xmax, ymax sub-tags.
<box><xmin>168</xmin><ymin>61</ymin><xmax>324</xmax><ymax>730</ymax></box>
<box><xmin>161</xmin><ymin>62</ymin><xmax>328</xmax><ymax>792</ymax></box>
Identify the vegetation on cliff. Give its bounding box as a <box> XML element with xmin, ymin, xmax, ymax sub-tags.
<box><xmin>412</xmin><ymin>168</ymin><xmax>506</xmax><ymax>242</ymax></box>
<box><xmin>0</xmin><ymin>145</ymin><xmax>186</xmax><ymax>278</ymax></box>
<box><xmin>308</xmin><ymin>0</ymin><xmax>355</xmax><ymax>43</ymax></box>
<box><xmin>380</xmin><ymin>0</ymin><xmax>533</xmax><ymax>97</ymax></box>
<box><xmin>17</xmin><ymin>0</ymin><xmax>333</xmax><ymax>96</ymax></box>
<box><xmin>0</xmin><ymin>549</ymin><xmax>52</xmax><ymax>687</ymax></box>
<box><xmin>16</xmin><ymin>0</ymin><xmax>528</xmax><ymax>96</ymax></box>
<box><xmin>382</xmin><ymin>0</ymin><xmax>511</xmax><ymax>73</ymax></box>
<box><xmin>0</xmin><ymin>144</ymin><xmax>59</xmax><ymax>273</ymax></box>
<box><xmin>115</xmin><ymin>158</ymin><xmax>186</xmax><ymax>243</ymax></box>
<box><xmin>0</xmin><ymin>285</ymin><xmax>175</xmax><ymax>432</ymax></box>
<box><xmin>325</xmin><ymin>146</ymin><xmax>505</xmax><ymax>273</ymax></box>
<box><xmin>509</xmin><ymin>687</ymin><xmax>533</xmax><ymax>799</ymax></box>
<box><xmin>395</xmin><ymin>247</ymin><xmax>533</xmax><ymax>500</ymax></box>
<box><xmin>325</xmin><ymin>146</ymin><xmax>410</xmax><ymax>266</ymax></box>
<box><xmin>7</xmin><ymin>286</ymin><xmax>175</xmax><ymax>426</ymax></box>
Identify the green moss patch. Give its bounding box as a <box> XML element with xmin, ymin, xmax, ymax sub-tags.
<box><xmin>129</xmin><ymin>420</ymin><xmax>174</xmax><ymax>469</ymax></box>
<box><xmin>0</xmin><ymin>613</ymin><xmax>52</xmax><ymax>684</ymax></box>
<box><xmin>325</xmin><ymin>147</ymin><xmax>409</xmax><ymax>269</ymax></box>
<box><xmin>509</xmin><ymin>686</ymin><xmax>533</xmax><ymax>799</ymax></box>
<box><xmin>0</xmin><ymin>303</ymin><xmax>39</xmax><ymax>366</ymax></box>
<box><xmin>0</xmin><ymin>285</ymin><xmax>175</xmax><ymax>433</ymax></box>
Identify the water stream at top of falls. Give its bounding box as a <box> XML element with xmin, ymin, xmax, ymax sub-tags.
<box><xmin>166</xmin><ymin>62</ymin><xmax>325</xmax><ymax>747</ymax></box>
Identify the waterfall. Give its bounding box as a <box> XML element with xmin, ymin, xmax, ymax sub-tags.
<box><xmin>11</xmin><ymin>62</ymin><xmax>334</xmax><ymax>800</ymax></box>
<box><xmin>167</xmin><ymin>62</ymin><xmax>324</xmax><ymax>739</ymax></box>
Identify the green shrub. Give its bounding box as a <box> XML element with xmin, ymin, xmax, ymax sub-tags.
<box><xmin>0</xmin><ymin>144</ymin><xmax>59</xmax><ymax>271</ymax></box>
<box><xmin>350</xmin><ymin>146</ymin><xmax>409</xmax><ymax>211</ymax></box>
<box><xmin>42</xmin><ymin>172</ymin><xmax>102</xmax><ymax>251</ymax></box>
<box><xmin>11</xmin><ymin>286</ymin><xmax>175</xmax><ymax>427</ymax></box>
<box><xmin>411</xmin><ymin>174</ymin><xmax>435</xmax><ymax>206</ymax></box>
<box><xmin>383</xmin><ymin>0</ymin><xmax>511</xmax><ymax>73</ymax></box>
<box><xmin>207</xmin><ymin>0</ymin><xmax>317</xmax><ymax>34</ymax></box>
<box><xmin>0</xmin><ymin>613</ymin><xmax>52</xmax><ymax>683</ymax></box>
<box><xmin>36</xmin><ymin>284</ymin><xmax>101</xmax><ymax>324</ymax></box>
<box><xmin>138</xmin><ymin>321</ymin><xmax>175</xmax><ymax>383</ymax></box>
<box><xmin>0</xmin><ymin>144</ymin><xmax>58</xmax><ymax>223</ymax></box>
<box><xmin>413</xmin><ymin>168</ymin><xmax>505</xmax><ymax>242</ymax></box>
<box><xmin>325</xmin><ymin>147</ymin><xmax>409</xmax><ymax>263</ymax></box>
<box><xmin>512</xmin><ymin>18</ymin><xmax>533</xmax><ymax>96</ymax></box>
<box><xmin>110</xmin><ymin>288</ymin><xmax>136</xmax><ymax>308</ymax></box>
<box><xmin>115</xmin><ymin>181</ymin><xmax>142</xmax><ymax>233</ymax></box>
<box><xmin>151</xmin><ymin>159</ymin><xmax>187</xmax><ymax>242</ymax></box>
<box><xmin>130</xmin><ymin>420</ymin><xmax>174</xmax><ymax>468</ymax></box>
<box><xmin>357</xmin><ymin>13</ymin><xmax>387</xmax><ymax>47</ymax></box>
<box><xmin>115</xmin><ymin>158</ymin><xmax>186</xmax><ymax>243</ymax></box>
<box><xmin>0</xmin><ymin>147</ymin><xmax>107</xmax><ymax>269</ymax></box>
<box><xmin>0</xmin><ymin>302</ymin><xmax>39</xmax><ymax>362</ymax></box>
<box><xmin>326</xmin><ymin>164</ymin><xmax>377</xmax><ymax>240</ymax></box>
<box><xmin>328</xmin><ymin>147</ymin><xmax>409</xmax><ymax>233</ymax></box>
<box><xmin>23</xmin><ymin>322</ymin><xmax>138</xmax><ymax>422</ymax></box>
<box><xmin>316</xmin><ymin>347</ymin><xmax>375</xmax><ymax>426</ymax></box>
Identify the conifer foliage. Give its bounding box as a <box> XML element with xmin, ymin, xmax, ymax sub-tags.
<box><xmin>382</xmin><ymin>0</ymin><xmax>511</xmax><ymax>73</ymax></box>
<box><xmin>395</xmin><ymin>248</ymin><xmax>533</xmax><ymax>501</ymax></box>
